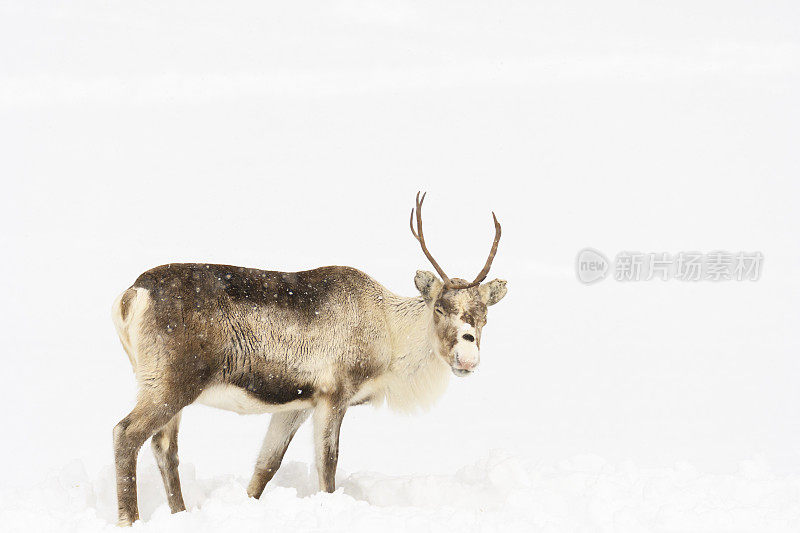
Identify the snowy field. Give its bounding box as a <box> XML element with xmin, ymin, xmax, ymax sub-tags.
<box><xmin>1</xmin><ymin>1</ymin><xmax>799</xmax><ymax>531</ymax></box>
<box><xmin>5</xmin><ymin>453</ymin><xmax>800</xmax><ymax>532</ymax></box>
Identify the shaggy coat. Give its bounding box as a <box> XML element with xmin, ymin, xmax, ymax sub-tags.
<box><xmin>111</xmin><ymin>263</ymin><xmax>506</xmax><ymax>526</ymax></box>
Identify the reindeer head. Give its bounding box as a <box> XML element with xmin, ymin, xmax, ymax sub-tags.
<box><xmin>410</xmin><ymin>192</ymin><xmax>507</xmax><ymax>377</ymax></box>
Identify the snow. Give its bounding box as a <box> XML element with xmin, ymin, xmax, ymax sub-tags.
<box><xmin>2</xmin><ymin>0</ymin><xmax>800</xmax><ymax>531</ymax></box>
<box><xmin>4</xmin><ymin>452</ymin><xmax>799</xmax><ymax>532</ymax></box>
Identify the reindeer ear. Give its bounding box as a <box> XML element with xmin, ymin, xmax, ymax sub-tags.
<box><xmin>479</xmin><ymin>279</ymin><xmax>507</xmax><ymax>306</ymax></box>
<box><xmin>415</xmin><ymin>270</ymin><xmax>443</xmax><ymax>301</ymax></box>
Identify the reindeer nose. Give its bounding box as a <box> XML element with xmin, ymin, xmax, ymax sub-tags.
<box><xmin>455</xmin><ymin>352</ymin><xmax>478</xmax><ymax>371</ymax></box>
<box><xmin>459</xmin><ymin>359</ymin><xmax>477</xmax><ymax>370</ymax></box>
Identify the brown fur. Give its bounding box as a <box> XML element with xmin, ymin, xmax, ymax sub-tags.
<box><xmin>111</xmin><ymin>263</ymin><xmax>507</xmax><ymax>525</ymax></box>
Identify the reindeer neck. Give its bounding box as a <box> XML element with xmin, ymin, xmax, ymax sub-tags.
<box><xmin>385</xmin><ymin>294</ymin><xmax>433</xmax><ymax>361</ymax></box>
<box><xmin>379</xmin><ymin>292</ymin><xmax>451</xmax><ymax>412</ymax></box>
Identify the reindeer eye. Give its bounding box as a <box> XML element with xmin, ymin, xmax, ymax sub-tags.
<box><xmin>435</xmin><ymin>306</ymin><xmax>444</xmax><ymax>315</ymax></box>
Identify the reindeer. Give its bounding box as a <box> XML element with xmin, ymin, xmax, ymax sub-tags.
<box><xmin>110</xmin><ymin>193</ymin><xmax>507</xmax><ymax>525</ymax></box>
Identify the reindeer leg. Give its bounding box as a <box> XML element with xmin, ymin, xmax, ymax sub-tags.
<box><xmin>313</xmin><ymin>399</ymin><xmax>347</xmax><ymax>493</ymax></box>
<box><xmin>113</xmin><ymin>392</ymin><xmax>187</xmax><ymax>526</ymax></box>
<box><xmin>247</xmin><ymin>409</ymin><xmax>311</xmax><ymax>498</ymax></box>
<box><xmin>151</xmin><ymin>411</ymin><xmax>186</xmax><ymax>513</ymax></box>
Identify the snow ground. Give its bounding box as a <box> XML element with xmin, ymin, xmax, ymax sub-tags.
<box><xmin>4</xmin><ymin>452</ymin><xmax>800</xmax><ymax>532</ymax></box>
<box><xmin>2</xmin><ymin>1</ymin><xmax>800</xmax><ymax>531</ymax></box>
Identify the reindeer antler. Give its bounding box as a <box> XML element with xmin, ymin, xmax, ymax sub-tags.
<box><xmin>410</xmin><ymin>192</ymin><xmax>453</xmax><ymax>287</ymax></box>
<box><xmin>469</xmin><ymin>211</ymin><xmax>501</xmax><ymax>286</ymax></box>
<box><xmin>410</xmin><ymin>192</ymin><xmax>502</xmax><ymax>290</ymax></box>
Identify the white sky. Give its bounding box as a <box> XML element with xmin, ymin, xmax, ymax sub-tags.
<box><xmin>0</xmin><ymin>0</ymin><xmax>798</xmax><ymax>489</ymax></box>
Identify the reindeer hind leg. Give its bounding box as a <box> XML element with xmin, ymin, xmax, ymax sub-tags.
<box><xmin>113</xmin><ymin>390</ymin><xmax>190</xmax><ymax>526</ymax></box>
<box><xmin>151</xmin><ymin>411</ymin><xmax>186</xmax><ymax>513</ymax></box>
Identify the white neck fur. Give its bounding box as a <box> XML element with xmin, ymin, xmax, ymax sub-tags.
<box><xmin>374</xmin><ymin>293</ymin><xmax>451</xmax><ymax>413</ymax></box>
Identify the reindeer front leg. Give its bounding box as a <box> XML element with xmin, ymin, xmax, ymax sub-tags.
<box><xmin>247</xmin><ymin>409</ymin><xmax>311</xmax><ymax>499</ymax></box>
<box><xmin>313</xmin><ymin>398</ymin><xmax>347</xmax><ymax>492</ymax></box>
